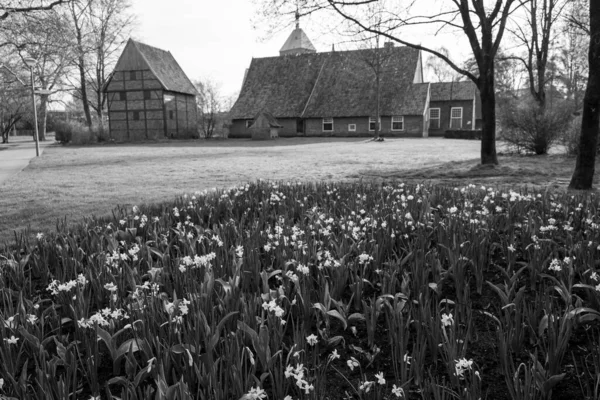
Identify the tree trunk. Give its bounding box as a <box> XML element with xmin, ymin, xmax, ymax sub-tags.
<box><xmin>569</xmin><ymin>1</ymin><xmax>600</xmax><ymax>190</ymax></box>
<box><xmin>78</xmin><ymin>55</ymin><xmax>93</xmax><ymax>128</ymax></box>
<box><xmin>375</xmin><ymin>71</ymin><xmax>381</xmax><ymax>140</ymax></box>
<box><xmin>478</xmin><ymin>69</ymin><xmax>499</xmax><ymax>165</ymax></box>
<box><xmin>39</xmin><ymin>94</ymin><xmax>48</xmax><ymax>141</ymax></box>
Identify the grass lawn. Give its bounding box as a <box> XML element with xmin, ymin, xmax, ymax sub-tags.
<box><xmin>0</xmin><ymin>137</ymin><xmax>483</xmax><ymax>244</ymax></box>
<box><xmin>1</xmin><ymin>137</ymin><xmax>594</xmax><ymax>246</ymax></box>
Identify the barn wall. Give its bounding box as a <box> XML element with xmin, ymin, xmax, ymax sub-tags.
<box><xmin>428</xmin><ymin>99</ymin><xmax>474</xmax><ymax>137</ymax></box>
<box><xmin>229</xmin><ymin>120</ymin><xmax>251</xmax><ymax>138</ymax></box>
<box><xmin>229</xmin><ymin>118</ymin><xmax>297</xmax><ymax>138</ymax></box>
<box><xmin>305</xmin><ymin>116</ymin><xmax>424</xmax><ymax>137</ymax></box>
<box><xmin>164</xmin><ymin>92</ymin><xmax>198</xmax><ymax>139</ymax></box>
<box><xmin>106</xmin><ymin>68</ymin><xmax>165</xmax><ymax>141</ymax></box>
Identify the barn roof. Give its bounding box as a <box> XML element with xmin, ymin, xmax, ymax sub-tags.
<box><xmin>106</xmin><ymin>39</ymin><xmax>197</xmax><ymax>96</ymax></box>
<box><xmin>230</xmin><ymin>46</ymin><xmax>423</xmax><ymax>120</ymax></box>
<box><xmin>430</xmin><ymin>81</ymin><xmax>476</xmax><ymax>101</ymax></box>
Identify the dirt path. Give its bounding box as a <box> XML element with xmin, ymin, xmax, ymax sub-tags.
<box><xmin>0</xmin><ymin>136</ymin><xmax>55</xmax><ymax>185</ymax></box>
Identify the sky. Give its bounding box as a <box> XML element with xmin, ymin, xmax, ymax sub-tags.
<box><xmin>129</xmin><ymin>0</ymin><xmax>473</xmax><ymax>102</ymax></box>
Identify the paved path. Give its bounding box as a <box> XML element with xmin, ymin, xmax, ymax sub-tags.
<box><xmin>0</xmin><ymin>136</ymin><xmax>55</xmax><ymax>186</ymax></box>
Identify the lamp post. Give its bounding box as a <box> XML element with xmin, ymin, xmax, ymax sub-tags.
<box><xmin>23</xmin><ymin>57</ymin><xmax>40</xmax><ymax>157</ymax></box>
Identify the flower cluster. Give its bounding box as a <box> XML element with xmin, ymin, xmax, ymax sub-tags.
<box><xmin>47</xmin><ymin>274</ymin><xmax>88</xmax><ymax>295</ymax></box>
<box><xmin>284</xmin><ymin>363</ymin><xmax>314</xmax><ymax>394</ymax></box>
<box><xmin>78</xmin><ymin>308</ymin><xmax>129</xmax><ymax>328</ymax></box>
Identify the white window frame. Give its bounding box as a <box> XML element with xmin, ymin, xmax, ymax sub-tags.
<box><xmin>368</xmin><ymin>117</ymin><xmax>381</xmax><ymax>132</ymax></box>
<box><xmin>450</xmin><ymin>107</ymin><xmax>463</xmax><ymax>129</ymax></box>
<box><xmin>246</xmin><ymin>120</ymin><xmax>253</xmax><ymax>128</ymax></box>
<box><xmin>348</xmin><ymin>124</ymin><xmax>356</xmax><ymax>132</ymax></box>
<box><xmin>429</xmin><ymin>108</ymin><xmax>441</xmax><ymax>129</ymax></box>
<box><xmin>391</xmin><ymin>116</ymin><xmax>404</xmax><ymax>131</ymax></box>
<box><xmin>323</xmin><ymin>118</ymin><xmax>334</xmax><ymax>132</ymax></box>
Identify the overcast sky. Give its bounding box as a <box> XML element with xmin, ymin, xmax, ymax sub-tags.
<box><xmin>129</xmin><ymin>0</ymin><xmax>473</xmax><ymax>101</ymax></box>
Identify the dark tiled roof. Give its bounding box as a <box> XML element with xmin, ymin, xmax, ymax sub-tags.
<box><xmin>398</xmin><ymin>83</ymin><xmax>430</xmax><ymax>115</ymax></box>
<box><xmin>430</xmin><ymin>81</ymin><xmax>476</xmax><ymax>101</ymax></box>
<box><xmin>230</xmin><ymin>46</ymin><xmax>424</xmax><ymax>119</ymax></box>
<box><xmin>132</xmin><ymin>40</ymin><xmax>198</xmax><ymax>96</ymax></box>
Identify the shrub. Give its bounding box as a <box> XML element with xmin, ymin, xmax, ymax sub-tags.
<box><xmin>500</xmin><ymin>102</ymin><xmax>572</xmax><ymax>155</ymax></box>
<box><xmin>562</xmin><ymin>116</ymin><xmax>582</xmax><ymax>156</ymax></box>
<box><xmin>53</xmin><ymin>120</ymin><xmax>73</xmax><ymax>144</ymax></box>
<box><xmin>54</xmin><ymin>120</ymin><xmax>97</xmax><ymax>144</ymax></box>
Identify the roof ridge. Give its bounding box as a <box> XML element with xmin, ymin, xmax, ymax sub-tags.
<box><xmin>300</xmin><ymin>57</ymin><xmax>327</xmax><ymax>118</ymax></box>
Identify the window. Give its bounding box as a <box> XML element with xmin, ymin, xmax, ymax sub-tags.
<box><xmin>119</xmin><ymin>91</ymin><xmax>126</xmax><ymax>101</ymax></box>
<box><xmin>133</xmin><ymin>111</ymin><xmax>140</xmax><ymax>121</ymax></box>
<box><xmin>450</xmin><ymin>107</ymin><xmax>463</xmax><ymax>129</ymax></box>
<box><xmin>130</xmin><ymin>71</ymin><xmax>137</xmax><ymax>81</ymax></box>
<box><xmin>429</xmin><ymin>108</ymin><xmax>440</xmax><ymax>129</ymax></box>
<box><xmin>169</xmin><ymin>110</ymin><xmax>174</xmax><ymax>120</ymax></box>
<box><xmin>369</xmin><ymin>117</ymin><xmax>381</xmax><ymax>131</ymax></box>
<box><xmin>144</xmin><ymin>90</ymin><xmax>151</xmax><ymax>100</ymax></box>
<box><xmin>391</xmin><ymin>116</ymin><xmax>404</xmax><ymax>131</ymax></box>
<box><xmin>246</xmin><ymin>120</ymin><xmax>253</xmax><ymax>128</ymax></box>
<box><xmin>323</xmin><ymin>118</ymin><xmax>333</xmax><ymax>132</ymax></box>
<box><xmin>348</xmin><ymin>124</ymin><xmax>356</xmax><ymax>132</ymax></box>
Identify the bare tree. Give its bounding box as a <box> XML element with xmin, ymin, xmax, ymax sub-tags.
<box><xmin>507</xmin><ymin>0</ymin><xmax>568</xmax><ymax>109</ymax></box>
<box><xmin>565</xmin><ymin>0</ymin><xmax>589</xmax><ymax>36</ymax></box>
<box><xmin>67</xmin><ymin>0</ymin><xmax>133</xmax><ymax>130</ymax></box>
<box><xmin>554</xmin><ymin>0</ymin><xmax>589</xmax><ymax>111</ymax></box>
<box><xmin>1</xmin><ymin>10</ymin><xmax>74</xmax><ymax>140</ymax></box>
<box><xmin>569</xmin><ymin>0</ymin><xmax>600</xmax><ymax>190</ymax></box>
<box><xmin>0</xmin><ymin>0</ymin><xmax>72</xmax><ymax>22</ymax></box>
<box><xmin>0</xmin><ymin>62</ymin><xmax>30</xmax><ymax>143</ymax></box>
<box><xmin>357</xmin><ymin>34</ymin><xmax>396</xmax><ymax>141</ymax></box>
<box><xmin>195</xmin><ymin>78</ymin><xmax>222</xmax><ymax>139</ymax></box>
<box><xmin>256</xmin><ymin>0</ymin><xmax>526</xmax><ymax>165</ymax></box>
<box><xmin>425</xmin><ymin>47</ymin><xmax>458</xmax><ymax>82</ymax></box>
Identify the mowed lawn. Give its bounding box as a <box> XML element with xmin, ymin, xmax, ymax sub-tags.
<box><xmin>0</xmin><ymin>137</ymin><xmax>479</xmax><ymax>241</ymax></box>
<box><xmin>0</xmin><ymin>136</ymin><xmax>590</xmax><ymax>243</ymax></box>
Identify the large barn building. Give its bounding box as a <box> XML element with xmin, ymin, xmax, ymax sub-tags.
<box><xmin>229</xmin><ymin>20</ymin><xmax>481</xmax><ymax>138</ymax></box>
<box><xmin>103</xmin><ymin>39</ymin><xmax>198</xmax><ymax>141</ymax></box>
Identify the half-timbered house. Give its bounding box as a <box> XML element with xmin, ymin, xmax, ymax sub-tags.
<box><xmin>103</xmin><ymin>39</ymin><xmax>198</xmax><ymax>141</ymax></box>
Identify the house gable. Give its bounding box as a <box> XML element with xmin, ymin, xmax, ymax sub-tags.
<box><xmin>106</xmin><ymin>39</ymin><xmax>197</xmax><ymax>96</ymax></box>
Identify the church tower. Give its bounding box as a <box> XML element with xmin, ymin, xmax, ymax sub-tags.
<box><xmin>279</xmin><ymin>11</ymin><xmax>317</xmax><ymax>56</ymax></box>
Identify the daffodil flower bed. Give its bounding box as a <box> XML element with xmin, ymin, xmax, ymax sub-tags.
<box><xmin>0</xmin><ymin>181</ymin><xmax>599</xmax><ymax>400</ymax></box>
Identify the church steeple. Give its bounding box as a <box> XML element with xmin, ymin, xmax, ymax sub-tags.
<box><xmin>279</xmin><ymin>10</ymin><xmax>317</xmax><ymax>56</ymax></box>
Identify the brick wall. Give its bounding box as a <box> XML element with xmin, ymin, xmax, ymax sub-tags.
<box><xmin>230</xmin><ymin>116</ymin><xmax>426</xmax><ymax>138</ymax></box>
<box><xmin>229</xmin><ymin>118</ymin><xmax>298</xmax><ymax>138</ymax></box>
<box><xmin>305</xmin><ymin>116</ymin><xmax>425</xmax><ymax>137</ymax></box>
<box><xmin>428</xmin><ymin>100</ymin><xmax>474</xmax><ymax>137</ymax></box>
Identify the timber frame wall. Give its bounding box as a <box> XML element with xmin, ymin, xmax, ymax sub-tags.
<box><xmin>106</xmin><ymin>69</ymin><xmax>197</xmax><ymax>141</ymax></box>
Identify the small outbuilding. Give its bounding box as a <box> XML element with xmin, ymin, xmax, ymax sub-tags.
<box><xmin>250</xmin><ymin>111</ymin><xmax>282</xmax><ymax>140</ymax></box>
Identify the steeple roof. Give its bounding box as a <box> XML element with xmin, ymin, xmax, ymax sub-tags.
<box><xmin>279</xmin><ymin>13</ymin><xmax>317</xmax><ymax>56</ymax></box>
